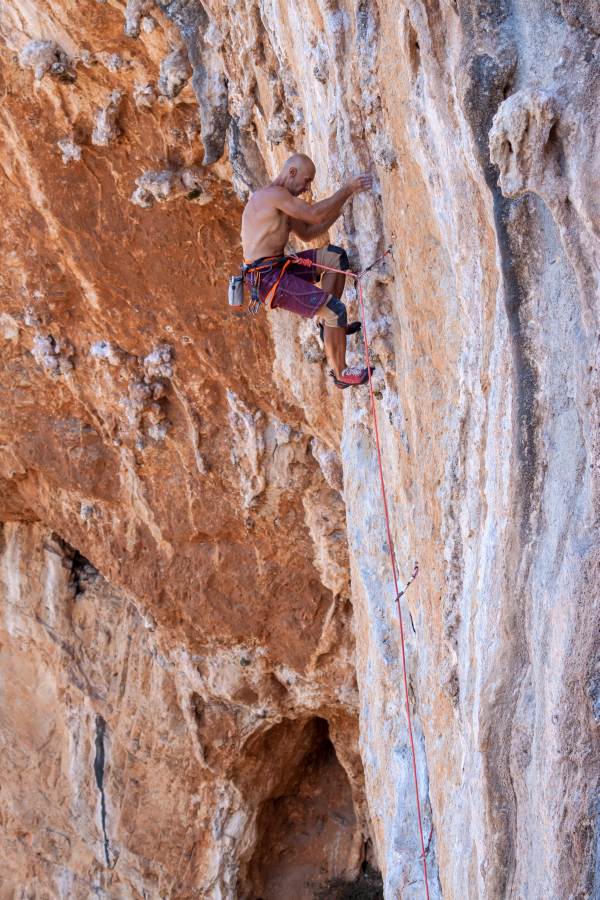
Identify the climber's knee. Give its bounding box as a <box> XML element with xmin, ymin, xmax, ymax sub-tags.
<box><xmin>316</xmin><ymin>294</ymin><xmax>348</xmax><ymax>328</ymax></box>
<box><xmin>327</xmin><ymin>244</ymin><xmax>350</xmax><ymax>271</ymax></box>
<box><xmin>317</xmin><ymin>244</ymin><xmax>350</xmax><ymax>272</ymax></box>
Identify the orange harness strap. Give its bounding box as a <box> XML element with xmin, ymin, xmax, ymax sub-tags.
<box><xmin>243</xmin><ymin>256</ymin><xmax>291</xmax><ymax>309</ymax></box>
<box><xmin>263</xmin><ymin>258</ymin><xmax>291</xmax><ymax>308</ymax></box>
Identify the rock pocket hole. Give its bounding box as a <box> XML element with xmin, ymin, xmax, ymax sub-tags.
<box><xmin>406</xmin><ymin>18</ymin><xmax>421</xmax><ymax>77</ymax></box>
<box><xmin>544</xmin><ymin>119</ymin><xmax>565</xmax><ymax>177</ymax></box>
<box><xmin>71</xmin><ymin>550</ymin><xmax>99</xmax><ymax>596</ymax></box>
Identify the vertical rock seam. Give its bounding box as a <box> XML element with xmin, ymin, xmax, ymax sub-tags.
<box><xmin>93</xmin><ymin>714</ymin><xmax>111</xmax><ymax>868</ymax></box>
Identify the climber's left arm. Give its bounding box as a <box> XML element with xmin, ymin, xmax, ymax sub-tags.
<box><xmin>290</xmin><ymin>210</ymin><xmax>341</xmax><ymax>242</ymax></box>
<box><xmin>290</xmin><ymin>174</ymin><xmax>372</xmax><ymax>241</ymax></box>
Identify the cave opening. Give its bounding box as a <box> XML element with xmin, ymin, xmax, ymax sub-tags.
<box><xmin>237</xmin><ymin>716</ymin><xmax>382</xmax><ymax>900</ymax></box>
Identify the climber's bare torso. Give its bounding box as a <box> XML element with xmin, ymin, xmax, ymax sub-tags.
<box><xmin>241</xmin><ymin>156</ymin><xmax>371</xmax><ymax>263</ymax></box>
<box><xmin>241</xmin><ymin>187</ymin><xmax>297</xmax><ymax>261</ymax></box>
<box><xmin>242</xmin><ymin>155</ymin><xmax>316</xmax><ymax>261</ymax></box>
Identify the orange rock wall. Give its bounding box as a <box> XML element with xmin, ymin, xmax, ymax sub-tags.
<box><xmin>1</xmin><ymin>1</ymin><xmax>599</xmax><ymax>898</ymax></box>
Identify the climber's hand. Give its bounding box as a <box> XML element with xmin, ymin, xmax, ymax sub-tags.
<box><xmin>347</xmin><ymin>173</ymin><xmax>373</xmax><ymax>195</ymax></box>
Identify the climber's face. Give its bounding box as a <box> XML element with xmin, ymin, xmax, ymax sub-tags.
<box><xmin>288</xmin><ymin>160</ymin><xmax>315</xmax><ymax>196</ymax></box>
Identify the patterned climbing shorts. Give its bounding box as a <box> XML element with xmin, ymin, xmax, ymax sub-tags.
<box><xmin>250</xmin><ymin>244</ymin><xmax>350</xmax><ymax>324</ymax></box>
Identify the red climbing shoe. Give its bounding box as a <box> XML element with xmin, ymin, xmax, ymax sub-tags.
<box><xmin>329</xmin><ymin>366</ymin><xmax>374</xmax><ymax>389</ymax></box>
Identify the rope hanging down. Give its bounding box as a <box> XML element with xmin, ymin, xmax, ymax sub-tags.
<box><xmin>291</xmin><ymin>246</ymin><xmax>431</xmax><ymax>899</ymax></box>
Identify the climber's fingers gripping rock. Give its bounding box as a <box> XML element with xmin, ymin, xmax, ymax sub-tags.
<box><xmin>347</xmin><ymin>173</ymin><xmax>373</xmax><ymax>195</ymax></box>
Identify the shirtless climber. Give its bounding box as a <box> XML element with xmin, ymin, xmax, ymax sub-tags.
<box><xmin>241</xmin><ymin>153</ymin><xmax>374</xmax><ymax>388</ymax></box>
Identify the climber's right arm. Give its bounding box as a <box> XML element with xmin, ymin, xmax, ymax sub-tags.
<box><xmin>269</xmin><ymin>186</ymin><xmax>349</xmax><ymax>226</ymax></box>
<box><xmin>271</xmin><ymin>175</ymin><xmax>372</xmax><ymax>229</ymax></box>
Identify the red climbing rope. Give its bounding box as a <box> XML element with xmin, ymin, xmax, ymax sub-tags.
<box><xmin>292</xmin><ymin>248</ymin><xmax>432</xmax><ymax>899</ymax></box>
<box><xmin>356</xmin><ymin>264</ymin><xmax>431</xmax><ymax>900</ymax></box>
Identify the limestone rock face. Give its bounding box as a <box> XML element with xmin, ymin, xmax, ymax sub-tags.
<box><xmin>0</xmin><ymin>2</ymin><xmax>598</xmax><ymax>899</ymax></box>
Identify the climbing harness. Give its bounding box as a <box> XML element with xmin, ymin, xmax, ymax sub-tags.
<box><xmin>233</xmin><ymin>255</ymin><xmax>291</xmax><ymax>316</ymax></box>
<box><xmin>286</xmin><ymin>245</ymin><xmax>432</xmax><ymax>899</ymax></box>
<box><xmin>231</xmin><ymin>250</ymin><xmax>346</xmax><ymax>318</ymax></box>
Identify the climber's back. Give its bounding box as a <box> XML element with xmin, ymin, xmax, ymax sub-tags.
<box><xmin>241</xmin><ymin>185</ymin><xmax>293</xmax><ymax>262</ymax></box>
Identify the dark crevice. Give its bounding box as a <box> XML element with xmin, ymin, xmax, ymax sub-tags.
<box><xmin>45</xmin><ymin>534</ymin><xmax>101</xmax><ymax>597</ymax></box>
<box><xmin>458</xmin><ymin>7</ymin><xmax>536</xmax><ymax>895</ymax></box>
<box><xmin>315</xmin><ymin>864</ymin><xmax>383</xmax><ymax>899</ymax></box>
<box><xmin>71</xmin><ymin>550</ymin><xmax>100</xmax><ymax>596</ymax></box>
<box><xmin>492</xmin><ymin>192</ymin><xmax>539</xmax><ymax>542</ymax></box>
<box><xmin>228</xmin><ymin>117</ymin><xmax>269</xmax><ymax>198</ymax></box>
<box><xmin>406</xmin><ymin>17</ymin><xmax>421</xmax><ymax>77</ymax></box>
<box><xmin>545</xmin><ymin>119</ymin><xmax>565</xmax><ymax>177</ymax></box>
<box><xmin>461</xmin><ymin>41</ymin><xmax>537</xmax><ymax>541</ymax></box>
<box><xmin>94</xmin><ymin>714</ymin><xmax>111</xmax><ymax>867</ymax></box>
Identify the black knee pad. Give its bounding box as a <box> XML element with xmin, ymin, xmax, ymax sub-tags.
<box><xmin>327</xmin><ymin>243</ymin><xmax>350</xmax><ymax>271</ymax></box>
<box><xmin>326</xmin><ymin>295</ymin><xmax>348</xmax><ymax>327</ymax></box>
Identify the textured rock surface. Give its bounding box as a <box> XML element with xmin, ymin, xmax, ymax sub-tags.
<box><xmin>0</xmin><ymin>1</ymin><xmax>599</xmax><ymax>898</ymax></box>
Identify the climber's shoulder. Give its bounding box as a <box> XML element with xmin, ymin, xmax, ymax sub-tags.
<box><xmin>245</xmin><ymin>186</ymin><xmax>296</xmax><ymax>226</ymax></box>
<box><xmin>245</xmin><ymin>184</ymin><xmax>279</xmax><ymax>213</ymax></box>
<box><xmin>259</xmin><ymin>186</ymin><xmax>312</xmax><ymax>220</ymax></box>
<box><xmin>253</xmin><ymin>184</ymin><xmax>289</xmax><ymax>204</ymax></box>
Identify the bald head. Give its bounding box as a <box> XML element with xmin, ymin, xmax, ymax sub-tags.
<box><xmin>281</xmin><ymin>153</ymin><xmax>315</xmax><ymax>176</ymax></box>
<box><xmin>276</xmin><ymin>153</ymin><xmax>316</xmax><ymax>196</ymax></box>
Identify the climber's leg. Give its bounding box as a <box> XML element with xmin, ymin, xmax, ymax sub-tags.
<box><xmin>318</xmin><ymin>319</ymin><xmax>362</xmax><ymax>342</ymax></box>
<box><xmin>315</xmin><ymin>295</ymin><xmax>347</xmax><ymax>377</ymax></box>
<box><xmin>315</xmin><ymin>295</ymin><xmax>372</xmax><ymax>386</ymax></box>
<box><xmin>312</xmin><ymin>245</ymin><xmax>360</xmax><ymax>341</ymax></box>
<box><xmin>318</xmin><ymin>244</ymin><xmax>348</xmax><ymax>300</ymax></box>
<box><xmin>315</xmin><ymin>294</ymin><xmax>369</xmax><ymax>387</ymax></box>
<box><xmin>321</xmin><ymin>268</ymin><xmax>346</xmax><ymax>301</ymax></box>
<box><xmin>323</xmin><ymin>323</ymin><xmax>347</xmax><ymax>378</ymax></box>
<box><xmin>319</xmin><ymin>268</ymin><xmax>346</xmax><ymax>363</ymax></box>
